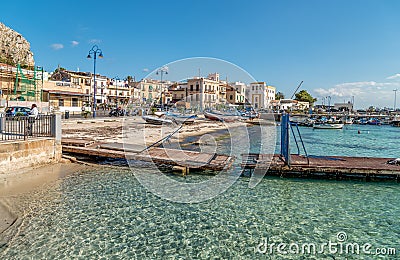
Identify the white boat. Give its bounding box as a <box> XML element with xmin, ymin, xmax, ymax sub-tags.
<box><xmin>344</xmin><ymin>118</ymin><xmax>353</xmax><ymax>124</ymax></box>
<box><xmin>142</xmin><ymin>115</ymin><xmax>173</xmax><ymax>125</ymax></box>
<box><xmin>313</xmin><ymin>123</ymin><xmax>344</xmax><ymax>129</ymax></box>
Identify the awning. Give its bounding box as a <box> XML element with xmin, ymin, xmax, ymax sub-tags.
<box><xmin>46</xmin><ymin>90</ymin><xmax>90</xmax><ymax>97</ymax></box>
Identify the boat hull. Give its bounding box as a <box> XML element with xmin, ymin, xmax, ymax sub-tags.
<box><xmin>313</xmin><ymin>123</ymin><xmax>344</xmax><ymax>129</ymax></box>
<box><xmin>142</xmin><ymin>116</ymin><xmax>173</xmax><ymax>125</ymax></box>
<box><xmin>204</xmin><ymin>111</ymin><xmax>238</xmax><ymax>122</ymax></box>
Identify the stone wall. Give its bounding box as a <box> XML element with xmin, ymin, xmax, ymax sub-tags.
<box><xmin>0</xmin><ymin>22</ymin><xmax>34</xmax><ymax>67</ymax></box>
<box><xmin>0</xmin><ymin>138</ymin><xmax>61</xmax><ymax>174</ymax></box>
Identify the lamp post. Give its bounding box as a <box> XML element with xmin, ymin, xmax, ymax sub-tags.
<box><xmin>113</xmin><ymin>76</ymin><xmax>120</xmax><ymax>109</ymax></box>
<box><xmin>393</xmin><ymin>89</ymin><xmax>398</xmax><ymax>114</ymax></box>
<box><xmin>156</xmin><ymin>66</ymin><xmax>168</xmax><ymax>110</ymax></box>
<box><xmin>87</xmin><ymin>45</ymin><xmax>103</xmax><ymax>118</ymax></box>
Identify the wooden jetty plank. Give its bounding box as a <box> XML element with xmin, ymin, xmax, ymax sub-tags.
<box><xmin>62</xmin><ymin>145</ymin><xmax>233</xmax><ymax>171</ymax></box>
<box><xmin>61</xmin><ymin>138</ymin><xmax>94</xmax><ymax>147</ymax></box>
<box><xmin>241</xmin><ymin>153</ymin><xmax>400</xmax><ymax>177</ymax></box>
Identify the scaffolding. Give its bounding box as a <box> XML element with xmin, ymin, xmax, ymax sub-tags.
<box><xmin>13</xmin><ymin>64</ymin><xmax>43</xmax><ymax>101</ymax></box>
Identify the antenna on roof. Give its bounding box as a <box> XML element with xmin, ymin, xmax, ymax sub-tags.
<box><xmin>291</xmin><ymin>81</ymin><xmax>304</xmax><ymax>99</ymax></box>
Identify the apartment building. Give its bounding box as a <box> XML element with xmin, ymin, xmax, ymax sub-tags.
<box><xmin>186</xmin><ymin>73</ymin><xmax>227</xmax><ymax>110</ymax></box>
<box><xmin>246</xmin><ymin>82</ymin><xmax>276</xmax><ymax>110</ymax></box>
<box><xmin>227</xmin><ymin>81</ymin><xmax>246</xmax><ymax>105</ymax></box>
<box><xmin>107</xmin><ymin>78</ymin><xmax>131</xmax><ymax>107</ymax></box>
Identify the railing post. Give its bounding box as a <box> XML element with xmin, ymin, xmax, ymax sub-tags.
<box><xmin>0</xmin><ymin>112</ymin><xmax>4</xmax><ymax>134</ymax></box>
<box><xmin>280</xmin><ymin>113</ymin><xmax>290</xmax><ymax>166</ymax></box>
<box><xmin>51</xmin><ymin>112</ymin><xmax>62</xmax><ymax>144</ymax></box>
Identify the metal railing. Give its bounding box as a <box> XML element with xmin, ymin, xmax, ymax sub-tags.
<box><xmin>0</xmin><ymin>114</ymin><xmax>55</xmax><ymax>141</ymax></box>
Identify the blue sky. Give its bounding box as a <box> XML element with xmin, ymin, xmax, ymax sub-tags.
<box><xmin>2</xmin><ymin>0</ymin><xmax>400</xmax><ymax>108</ymax></box>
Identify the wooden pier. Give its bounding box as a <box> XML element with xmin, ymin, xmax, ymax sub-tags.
<box><xmin>241</xmin><ymin>153</ymin><xmax>400</xmax><ymax>180</ymax></box>
<box><xmin>62</xmin><ymin>139</ymin><xmax>234</xmax><ymax>171</ymax></box>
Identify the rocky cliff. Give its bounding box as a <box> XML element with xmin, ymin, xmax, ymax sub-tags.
<box><xmin>0</xmin><ymin>22</ymin><xmax>34</xmax><ymax>67</ymax></box>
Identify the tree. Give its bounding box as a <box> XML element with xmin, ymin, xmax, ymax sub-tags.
<box><xmin>294</xmin><ymin>90</ymin><xmax>317</xmax><ymax>105</ymax></box>
<box><xmin>275</xmin><ymin>91</ymin><xmax>285</xmax><ymax>100</ymax></box>
<box><xmin>53</xmin><ymin>66</ymin><xmax>66</xmax><ymax>73</ymax></box>
<box><xmin>125</xmin><ymin>75</ymin><xmax>134</xmax><ymax>83</ymax></box>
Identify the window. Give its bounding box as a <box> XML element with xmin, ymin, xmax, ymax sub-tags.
<box><xmin>196</xmin><ymin>84</ymin><xmax>199</xmax><ymax>91</ymax></box>
<box><xmin>230</xmin><ymin>94</ymin><xmax>233</xmax><ymax>100</ymax></box>
<box><xmin>252</xmin><ymin>86</ymin><xmax>254</xmax><ymax>91</ymax></box>
<box><xmin>181</xmin><ymin>94</ymin><xmax>184</xmax><ymax>98</ymax></box>
<box><xmin>72</xmin><ymin>98</ymin><xmax>78</xmax><ymax>107</ymax></box>
<box><xmin>190</xmin><ymin>85</ymin><xmax>193</xmax><ymax>91</ymax></box>
<box><xmin>58</xmin><ymin>99</ymin><xmax>64</xmax><ymax>107</ymax></box>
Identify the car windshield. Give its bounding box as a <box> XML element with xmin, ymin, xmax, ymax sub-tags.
<box><xmin>5</xmin><ymin>107</ymin><xmax>13</xmax><ymax>112</ymax></box>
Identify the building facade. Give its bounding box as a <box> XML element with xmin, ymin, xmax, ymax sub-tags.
<box><xmin>246</xmin><ymin>82</ymin><xmax>276</xmax><ymax>110</ymax></box>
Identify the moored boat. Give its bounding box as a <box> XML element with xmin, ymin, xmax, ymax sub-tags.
<box><xmin>313</xmin><ymin>123</ymin><xmax>344</xmax><ymax>129</ymax></box>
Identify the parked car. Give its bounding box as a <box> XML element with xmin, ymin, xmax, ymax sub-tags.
<box><xmin>5</xmin><ymin>106</ymin><xmax>31</xmax><ymax>116</ymax></box>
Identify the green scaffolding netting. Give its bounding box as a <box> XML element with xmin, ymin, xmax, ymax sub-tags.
<box><xmin>13</xmin><ymin>64</ymin><xmax>43</xmax><ymax>101</ymax></box>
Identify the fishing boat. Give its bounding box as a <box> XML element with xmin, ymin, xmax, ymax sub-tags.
<box><xmin>343</xmin><ymin>117</ymin><xmax>353</xmax><ymax>124</ymax></box>
<box><xmin>154</xmin><ymin>111</ymin><xmax>165</xmax><ymax>117</ymax></box>
<box><xmin>367</xmin><ymin>118</ymin><xmax>381</xmax><ymax>125</ymax></box>
<box><xmin>313</xmin><ymin>123</ymin><xmax>344</xmax><ymax>129</ymax></box>
<box><xmin>203</xmin><ymin>111</ymin><xmax>238</xmax><ymax>122</ymax></box>
<box><xmin>165</xmin><ymin>112</ymin><xmax>197</xmax><ymax>125</ymax></box>
<box><xmin>392</xmin><ymin>116</ymin><xmax>400</xmax><ymax>127</ymax></box>
<box><xmin>142</xmin><ymin>115</ymin><xmax>173</xmax><ymax>125</ymax></box>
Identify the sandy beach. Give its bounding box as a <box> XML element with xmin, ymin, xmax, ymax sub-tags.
<box><xmin>61</xmin><ymin>116</ymin><xmax>248</xmax><ymax>146</ymax></box>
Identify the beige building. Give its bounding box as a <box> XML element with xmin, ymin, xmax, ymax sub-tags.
<box><xmin>186</xmin><ymin>73</ymin><xmax>227</xmax><ymax>110</ymax></box>
<box><xmin>246</xmin><ymin>82</ymin><xmax>276</xmax><ymax>110</ymax></box>
<box><xmin>227</xmin><ymin>81</ymin><xmax>246</xmax><ymax>105</ymax></box>
<box><xmin>42</xmin><ymin>80</ymin><xmax>88</xmax><ymax>112</ymax></box>
<box><xmin>132</xmin><ymin>79</ymin><xmax>166</xmax><ymax>105</ymax></box>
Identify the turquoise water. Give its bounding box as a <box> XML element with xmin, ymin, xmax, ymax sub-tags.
<box><xmin>1</xmin><ymin>124</ymin><xmax>400</xmax><ymax>258</ymax></box>
<box><xmin>1</xmin><ymin>169</ymin><xmax>399</xmax><ymax>258</ymax></box>
<box><xmin>285</xmin><ymin>124</ymin><xmax>400</xmax><ymax>158</ymax></box>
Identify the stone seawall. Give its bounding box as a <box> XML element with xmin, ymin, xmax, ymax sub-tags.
<box><xmin>0</xmin><ymin>138</ymin><xmax>61</xmax><ymax>174</ymax></box>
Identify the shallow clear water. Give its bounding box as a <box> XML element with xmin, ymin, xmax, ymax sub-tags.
<box><xmin>2</xmin><ymin>169</ymin><xmax>399</xmax><ymax>259</ymax></box>
<box><xmin>1</xmin><ymin>124</ymin><xmax>400</xmax><ymax>258</ymax></box>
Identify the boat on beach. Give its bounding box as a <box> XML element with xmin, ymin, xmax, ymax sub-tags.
<box><xmin>313</xmin><ymin>123</ymin><xmax>344</xmax><ymax>129</ymax></box>
<box><xmin>165</xmin><ymin>113</ymin><xmax>197</xmax><ymax>125</ymax></box>
<box><xmin>142</xmin><ymin>115</ymin><xmax>173</xmax><ymax>125</ymax></box>
<box><xmin>203</xmin><ymin>111</ymin><xmax>238</xmax><ymax>122</ymax></box>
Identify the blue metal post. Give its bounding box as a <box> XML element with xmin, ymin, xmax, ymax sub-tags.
<box><xmin>280</xmin><ymin>113</ymin><xmax>290</xmax><ymax>166</ymax></box>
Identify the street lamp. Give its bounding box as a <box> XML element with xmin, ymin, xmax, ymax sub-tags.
<box><xmin>87</xmin><ymin>45</ymin><xmax>103</xmax><ymax>118</ymax></box>
<box><xmin>393</xmin><ymin>89</ymin><xmax>398</xmax><ymax>114</ymax></box>
<box><xmin>113</xmin><ymin>76</ymin><xmax>120</xmax><ymax>109</ymax></box>
<box><xmin>156</xmin><ymin>66</ymin><xmax>168</xmax><ymax>109</ymax></box>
